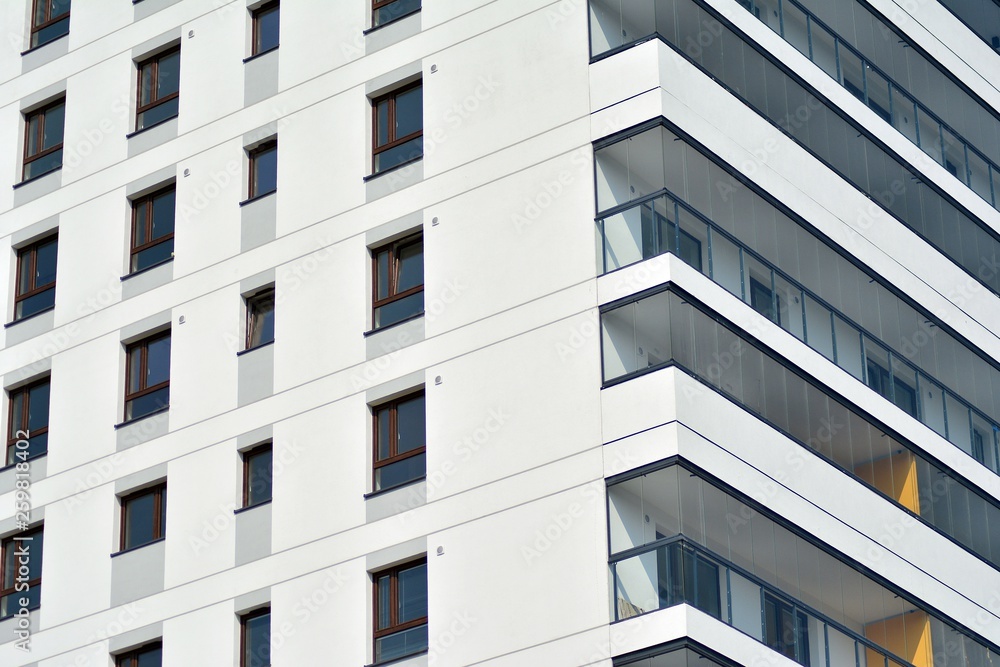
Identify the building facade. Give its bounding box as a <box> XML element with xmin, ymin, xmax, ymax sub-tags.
<box><xmin>0</xmin><ymin>0</ymin><xmax>998</xmax><ymax>666</ymax></box>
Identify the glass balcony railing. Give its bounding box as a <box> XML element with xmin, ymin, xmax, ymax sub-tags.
<box><xmin>599</xmin><ymin>189</ymin><xmax>1000</xmax><ymax>473</ymax></box>
<box><xmin>738</xmin><ymin>0</ymin><xmax>999</xmax><ymax>210</ymax></box>
<box><xmin>612</xmin><ymin>538</ymin><xmax>910</xmax><ymax>667</ymax></box>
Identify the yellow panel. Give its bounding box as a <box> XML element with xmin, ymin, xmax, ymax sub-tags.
<box><xmin>864</xmin><ymin>610</ymin><xmax>933</xmax><ymax>667</ymax></box>
<box><xmin>855</xmin><ymin>450</ymin><xmax>921</xmax><ymax>514</ymax></box>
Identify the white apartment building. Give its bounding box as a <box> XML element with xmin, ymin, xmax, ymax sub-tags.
<box><xmin>0</xmin><ymin>0</ymin><xmax>999</xmax><ymax>666</ymax></box>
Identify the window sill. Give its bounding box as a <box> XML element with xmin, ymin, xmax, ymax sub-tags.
<box><xmin>363</xmin><ymin>476</ymin><xmax>425</xmax><ymax>500</ymax></box>
<box><xmin>239</xmin><ymin>189</ymin><xmax>276</xmax><ymax>207</ymax></box>
<box><xmin>111</xmin><ymin>537</ymin><xmax>165</xmax><ymax>558</ymax></box>
<box><xmin>114</xmin><ymin>406</ymin><xmax>170</xmax><ymax>430</ymax></box>
<box><xmin>20</xmin><ymin>32</ymin><xmax>69</xmax><ymax>56</ymax></box>
<box><xmin>5</xmin><ymin>305</ymin><xmax>55</xmax><ymax>328</ymax></box>
<box><xmin>14</xmin><ymin>166</ymin><xmax>62</xmax><ymax>189</ymax></box>
<box><xmin>126</xmin><ymin>115</ymin><xmax>178</xmax><ymax>139</ymax></box>
<box><xmin>237</xmin><ymin>340</ymin><xmax>274</xmax><ymax>356</ymax></box>
<box><xmin>363</xmin><ymin>156</ymin><xmax>423</xmax><ymax>182</ymax></box>
<box><xmin>0</xmin><ymin>452</ymin><xmax>47</xmax><ymax>473</ymax></box>
<box><xmin>364</xmin><ymin>312</ymin><xmax>424</xmax><ymax>337</ymax></box>
<box><xmin>363</xmin><ymin>8</ymin><xmax>421</xmax><ymax>34</ymax></box>
<box><xmin>243</xmin><ymin>46</ymin><xmax>279</xmax><ymax>63</ymax></box>
<box><xmin>121</xmin><ymin>257</ymin><xmax>174</xmax><ymax>281</ymax></box>
<box><xmin>235</xmin><ymin>499</ymin><xmax>272</xmax><ymax>515</ymax></box>
<box><xmin>365</xmin><ymin>649</ymin><xmax>429</xmax><ymax>667</ymax></box>
<box><xmin>0</xmin><ymin>603</ymin><xmax>40</xmax><ymax>621</ymax></box>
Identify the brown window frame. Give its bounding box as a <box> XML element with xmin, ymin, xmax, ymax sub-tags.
<box><xmin>130</xmin><ymin>186</ymin><xmax>175</xmax><ymax>273</ymax></box>
<box><xmin>372</xmin><ymin>557</ymin><xmax>428</xmax><ymax>660</ymax></box>
<box><xmin>22</xmin><ymin>99</ymin><xmax>64</xmax><ymax>181</ymax></box>
<box><xmin>245</xmin><ymin>288</ymin><xmax>275</xmax><ymax>350</ymax></box>
<box><xmin>372</xmin><ymin>391</ymin><xmax>425</xmax><ymax>489</ymax></box>
<box><xmin>6</xmin><ymin>378</ymin><xmax>49</xmax><ymax>467</ymax></box>
<box><xmin>124</xmin><ymin>331</ymin><xmax>171</xmax><ymax>421</ymax></box>
<box><xmin>372</xmin><ymin>0</ymin><xmax>420</xmax><ymax>27</ymax></box>
<box><xmin>371</xmin><ymin>81</ymin><xmax>423</xmax><ymax>173</ymax></box>
<box><xmin>136</xmin><ymin>47</ymin><xmax>180</xmax><ymax>127</ymax></box>
<box><xmin>247</xmin><ymin>140</ymin><xmax>277</xmax><ymax>199</ymax></box>
<box><xmin>251</xmin><ymin>1</ymin><xmax>279</xmax><ymax>56</ymax></box>
<box><xmin>242</xmin><ymin>442</ymin><xmax>273</xmax><ymax>509</ymax></box>
<box><xmin>371</xmin><ymin>234</ymin><xmax>423</xmax><ymax>328</ymax></box>
<box><xmin>0</xmin><ymin>526</ymin><xmax>43</xmax><ymax>617</ymax></box>
<box><xmin>30</xmin><ymin>0</ymin><xmax>71</xmax><ymax>48</ymax></box>
<box><xmin>115</xmin><ymin>641</ymin><xmax>162</xmax><ymax>667</ymax></box>
<box><xmin>239</xmin><ymin>606</ymin><xmax>271</xmax><ymax>667</ymax></box>
<box><xmin>14</xmin><ymin>235</ymin><xmax>58</xmax><ymax>321</ymax></box>
<box><xmin>119</xmin><ymin>483</ymin><xmax>166</xmax><ymax>552</ymax></box>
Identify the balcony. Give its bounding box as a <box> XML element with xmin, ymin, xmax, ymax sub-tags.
<box><xmin>608</xmin><ymin>462</ymin><xmax>1000</xmax><ymax>666</ymax></box>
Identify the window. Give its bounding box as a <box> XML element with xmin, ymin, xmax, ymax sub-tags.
<box><xmin>749</xmin><ymin>276</ymin><xmax>780</xmax><ymax>327</ymax></box>
<box><xmin>30</xmin><ymin>0</ymin><xmax>70</xmax><ymax>48</ymax></box>
<box><xmin>0</xmin><ymin>527</ymin><xmax>43</xmax><ymax>619</ymax></box>
<box><xmin>22</xmin><ymin>99</ymin><xmax>64</xmax><ymax>181</ymax></box>
<box><xmin>136</xmin><ymin>47</ymin><xmax>180</xmax><ymax>131</ymax></box>
<box><xmin>124</xmin><ymin>331</ymin><xmax>171</xmax><ymax>422</ymax></box>
<box><xmin>115</xmin><ymin>642</ymin><xmax>162</xmax><ymax>667</ymax></box>
<box><xmin>866</xmin><ymin>359</ymin><xmax>918</xmax><ymax>418</ymax></box>
<box><xmin>242</xmin><ymin>443</ymin><xmax>272</xmax><ymax>508</ymax></box>
<box><xmin>372</xmin><ymin>392</ymin><xmax>425</xmax><ymax>492</ymax></box>
<box><xmin>240</xmin><ymin>607</ymin><xmax>270</xmax><ymax>667</ymax></box>
<box><xmin>130</xmin><ymin>187</ymin><xmax>175</xmax><ymax>273</ymax></box>
<box><xmin>372</xmin><ymin>234</ymin><xmax>423</xmax><ymax>329</ymax></box>
<box><xmin>763</xmin><ymin>592</ymin><xmax>810</xmax><ymax>665</ymax></box>
<box><xmin>372</xmin><ymin>82</ymin><xmax>422</xmax><ymax>174</ymax></box>
<box><xmin>639</xmin><ymin>201</ymin><xmax>702</xmax><ymax>270</ymax></box>
<box><xmin>6</xmin><ymin>379</ymin><xmax>50</xmax><ymax>466</ymax></box>
<box><xmin>14</xmin><ymin>236</ymin><xmax>57</xmax><ymax>320</ymax></box>
<box><xmin>372</xmin><ymin>0</ymin><xmax>420</xmax><ymax>28</ymax></box>
<box><xmin>245</xmin><ymin>288</ymin><xmax>275</xmax><ymax>349</ymax></box>
<box><xmin>663</xmin><ymin>540</ymin><xmax>721</xmax><ymax>620</ymax></box>
<box><xmin>373</xmin><ymin>558</ymin><xmax>428</xmax><ymax>664</ymax></box>
<box><xmin>251</xmin><ymin>1</ymin><xmax>279</xmax><ymax>55</ymax></box>
<box><xmin>248</xmin><ymin>141</ymin><xmax>277</xmax><ymax>199</ymax></box>
<box><xmin>120</xmin><ymin>484</ymin><xmax>166</xmax><ymax>551</ymax></box>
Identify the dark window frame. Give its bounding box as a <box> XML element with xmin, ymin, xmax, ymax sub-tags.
<box><xmin>242</xmin><ymin>442</ymin><xmax>273</xmax><ymax>509</ymax></box>
<box><xmin>14</xmin><ymin>235</ymin><xmax>57</xmax><ymax>321</ymax></box>
<box><xmin>0</xmin><ymin>526</ymin><xmax>43</xmax><ymax>618</ymax></box>
<box><xmin>371</xmin><ymin>81</ymin><xmax>423</xmax><ymax>174</ymax></box>
<box><xmin>124</xmin><ymin>331</ymin><xmax>171</xmax><ymax>421</ymax></box>
<box><xmin>763</xmin><ymin>591</ymin><xmax>810</xmax><ymax>665</ymax></box>
<box><xmin>6</xmin><ymin>378</ymin><xmax>49</xmax><ymax>467</ymax></box>
<box><xmin>372</xmin><ymin>557</ymin><xmax>428</xmax><ymax>663</ymax></box>
<box><xmin>22</xmin><ymin>99</ymin><xmax>64</xmax><ymax>181</ymax></box>
<box><xmin>135</xmin><ymin>47</ymin><xmax>180</xmax><ymax>129</ymax></box>
<box><xmin>129</xmin><ymin>186</ymin><xmax>175</xmax><ymax>274</ymax></box>
<box><xmin>371</xmin><ymin>234</ymin><xmax>423</xmax><ymax>329</ymax></box>
<box><xmin>245</xmin><ymin>287</ymin><xmax>275</xmax><ymax>350</ymax></box>
<box><xmin>119</xmin><ymin>483</ymin><xmax>166</xmax><ymax>552</ymax></box>
<box><xmin>372</xmin><ymin>391</ymin><xmax>426</xmax><ymax>491</ymax></box>
<box><xmin>251</xmin><ymin>1</ymin><xmax>279</xmax><ymax>56</ymax></box>
<box><xmin>247</xmin><ymin>140</ymin><xmax>277</xmax><ymax>199</ymax></box>
<box><xmin>115</xmin><ymin>641</ymin><xmax>162</xmax><ymax>667</ymax></box>
<box><xmin>30</xmin><ymin>0</ymin><xmax>70</xmax><ymax>48</ymax></box>
<box><xmin>239</xmin><ymin>606</ymin><xmax>271</xmax><ymax>667</ymax></box>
